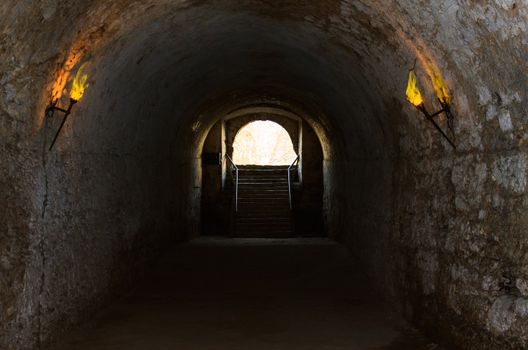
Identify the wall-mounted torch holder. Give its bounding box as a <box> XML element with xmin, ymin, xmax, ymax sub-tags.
<box><xmin>46</xmin><ymin>98</ymin><xmax>78</xmax><ymax>151</ymax></box>
<box><xmin>416</xmin><ymin>100</ymin><xmax>456</xmax><ymax>149</ymax></box>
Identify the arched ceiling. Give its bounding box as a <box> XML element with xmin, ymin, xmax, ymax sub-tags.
<box><xmin>2</xmin><ymin>2</ymin><xmax>528</xmax><ymax>349</ymax></box>
<box><xmin>1</xmin><ymin>1</ymin><xmax>525</xmax><ymax>159</ymax></box>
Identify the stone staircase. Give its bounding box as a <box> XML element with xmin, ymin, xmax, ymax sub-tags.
<box><xmin>233</xmin><ymin>166</ymin><xmax>294</xmax><ymax>237</ymax></box>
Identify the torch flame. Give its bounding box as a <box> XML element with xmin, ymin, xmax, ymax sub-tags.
<box><xmin>406</xmin><ymin>70</ymin><xmax>424</xmax><ymax>108</ymax></box>
<box><xmin>432</xmin><ymin>71</ymin><xmax>450</xmax><ymax>104</ymax></box>
<box><xmin>70</xmin><ymin>63</ymin><xmax>89</xmax><ymax>101</ymax></box>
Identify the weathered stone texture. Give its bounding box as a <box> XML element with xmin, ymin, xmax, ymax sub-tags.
<box><xmin>1</xmin><ymin>1</ymin><xmax>527</xmax><ymax>349</ymax></box>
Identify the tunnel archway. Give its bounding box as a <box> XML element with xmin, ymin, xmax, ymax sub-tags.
<box><xmin>200</xmin><ymin>105</ymin><xmax>324</xmax><ymax>238</ymax></box>
<box><xmin>232</xmin><ymin>120</ymin><xmax>297</xmax><ymax>166</ymax></box>
<box><xmin>2</xmin><ymin>1</ymin><xmax>528</xmax><ymax>350</ymax></box>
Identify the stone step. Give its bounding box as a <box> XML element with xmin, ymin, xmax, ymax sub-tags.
<box><xmin>235</xmin><ymin>226</ymin><xmax>292</xmax><ymax>231</ymax></box>
<box><xmin>238</xmin><ymin>192</ymin><xmax>289</xmax><ymax>196</ymax></box>
<box><xmin>237</xmin><ymin>180</ymin><xmax>288</xmax><ymax>184</ymax></box>
<box><xmin>231</xmin><ymin>166</ymin><xmax>294</xmax><ymax>237</ymax></box>
<box><xmin>232</xmin><ymin>232</ymin><xmax>293</xmax><ymax>238</ymax></box>
<box><xmin>236</xmin><ymin>211</ymin><xmax>291</xmax><ymax>216</ymax></box>
<box><xmin>238</xmin><ymin>195</ymin><xmax>289</xmax><ymax>200</ymax></box>
<box><xmin>236</xmin><ymin>169</ymin><xmax>289</xmax><ymax>173</ymax></box>
<box><xmin>238</xmin><ymin>187</ymin><xmax>289</xmax><ymax>191</ymax></box>
<box><xmin>236</xmin><ymin>217</ymin><xmax>291</xmax><ymax>222</ymax></box>
<box><xmin>235</xmin><ymin>226</ymin><xmax>292</xmax><ymax>232</ymax></box>
<box><xmin>236</xmin><ymin>218</ymin><xmax>291</xmax><ymax>227</ymax></box>
<box><xmin>238</xmin><ymin>181</ymin><xmax>289</xmax><ymax>185</ymax></box>
<box><xmin>237</xmin><ymin>199</ymin><xmax>290</xmax><ymax>203</ymax></box>
<box><xmin>237</xmin><ymin>206</ymin><xmax>290</xmax><ymax>211</ymax></box>
<box><xmin>234</xmin><ymin>226</ymin><xmax>292</xmax><ymax>231</ymax></box>
<box><xmin>237</xmin><ymin>168</ymin><xmax>290</xmax><ymax>172</ymax></box>
<box><xmin>238</xmin><ymin>191</ymin><xmax>289</xmax><ymax>195</ymax></box>
<box><xmin>238</xmin><ymin>199</ymin><xmax>289</xmax><ymax>204</ymax></box>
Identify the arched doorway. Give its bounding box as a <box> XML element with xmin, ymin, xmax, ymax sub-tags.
<box><xmin>232</xmin><ymin>121</ymin><xmax>298</xmax><ymax>166</ymax></box>
<box><xmin>201</xmin><ymin>109</ymin><xmax>324</xmax><ymax>238</ymax></box>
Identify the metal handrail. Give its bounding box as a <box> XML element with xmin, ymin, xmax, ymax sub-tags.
<box><xmin>225</xmin><ymin>154</ymin><xmax>239</xmax><ymax>212</ymax></box>
<box><xmin>287</xmin><ymin>155</ymin><xmax>300</xmax><ymax>210</ymax></box>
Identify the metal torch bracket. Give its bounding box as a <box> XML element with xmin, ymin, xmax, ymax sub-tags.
<box><xmin>46</xmin><ymin>98</ymin><xmax>78</xmax><ymax>151</ymax></box>
<box><xmin>417</xmin><ymin>100</ymin><xmax>456</xmax><ymax>149</ymax></box>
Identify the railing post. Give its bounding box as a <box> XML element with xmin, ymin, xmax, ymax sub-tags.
<box><xmin>288</xmin><ymin>168</ymin><xmax>292</xmax><ymax>210</ymax></box>
<box><xmin>225</xmin><ymin>154</ymin><xmax>239</xmax><ymax>212</ymax></box>
<box><xmin>235</xmin><ymin>168</ymin><xmax>239</xmax><ymax>212</ymax></box>
<box><xmin>287</xmin><ymin>155</ymin><xmax>299</xmax><ymax>210</ymax></box>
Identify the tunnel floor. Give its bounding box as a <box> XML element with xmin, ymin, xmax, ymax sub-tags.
<box><xmin>49</xmin><ymin>238</ymin><xmax>442</xmax><ymax>350</ymax></box>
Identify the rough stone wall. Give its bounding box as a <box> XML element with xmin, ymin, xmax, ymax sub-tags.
<box><xmin>201</xmin><ymin>122</ymin><xmax>227</xmax><ymax>236</ymax></box>
<box><xmin>1</xmin><ymin>1</ymin><xmax>528</xmax><ymax>350</ymax></box>
<box><xmin>294</xmin><ymin>120</ymin><xmax>324</xmax><ymax>236</ymax></box>
<box><xmin>308</xmin><ymin>2</ymin><xmax>528</xmax><ymax>348</ymax></box>
<box><xmin>0</xmin><ymin>2</ymin><xmax>200</xmax><ymax>348</ymax></box>
<box><xmin>389</xmin><ymin>3</ymin><xmax>528</xmax><ymax>349</ymax></box>
<box><xmin>1</xmin><ymin>69</ymin><xmax>187</xmax><ymax>350</ymax></box>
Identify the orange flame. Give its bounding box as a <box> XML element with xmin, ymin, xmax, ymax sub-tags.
<box><xmin>50</xmin><ymin>52</ymin><xmax>82</xmax><ymax>102</ymax></box>
<box><xmin>406</xmin><ymin>70</ymin><xmax>424</xmax><ymax>107</ymax></box>
<box><xmin>395</xmin><ymin>28</ymin><xmax>451</xmax><ymax>106</ymax></box>
<box><xmin>414</xmin><ymin>57</ymin><xmax>451</xmax><ymax>105</ymax></box>
<box><xmin>431</xmin><ymin>69</ymin><xmax>450</xmax><ymax>104</ymax></box>
<box><xmin>70</xmin><ymin>63</ymin><xmax>89</xmax><ymax>101</ymax></box>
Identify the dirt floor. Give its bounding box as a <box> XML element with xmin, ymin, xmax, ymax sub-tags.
<box><xmin>48</xmin><ymin>238</ymin><xmax>444</xmax><ymax>350</ymax></box>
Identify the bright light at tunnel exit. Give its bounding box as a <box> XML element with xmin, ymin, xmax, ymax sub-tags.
<box><xmin>232</xmin><ymin>120</ymin><xmax>298</xmax><ymax>165</ymax></box>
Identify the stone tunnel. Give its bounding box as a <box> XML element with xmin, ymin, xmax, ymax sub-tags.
<box><xmin>1</xmin><ymin>1</ymin><xmax>527</xmax><ymax>349</ymax></box>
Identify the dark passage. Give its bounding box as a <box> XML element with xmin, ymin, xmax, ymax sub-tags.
<box><xmin>49</xmin><ymin>238</ymin><xmax>440</xmax><ymax>350</ymax></box>
<box><xmin>3</xmin><ymin>2</ymin><xmax>527</xmax><ymax>349</ymax></box>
